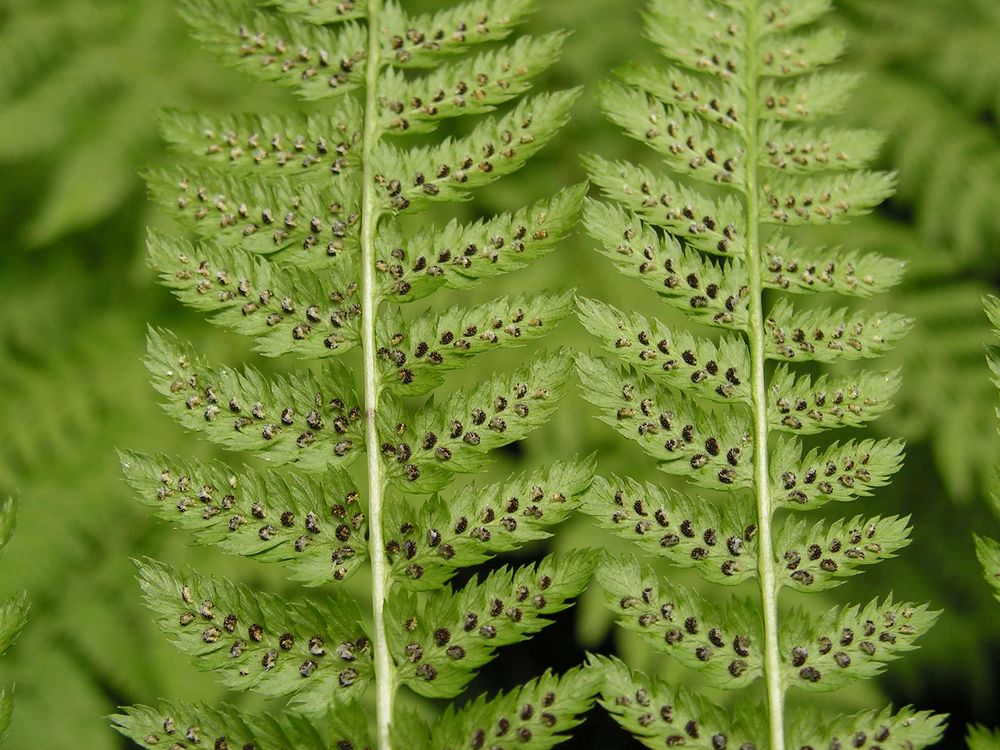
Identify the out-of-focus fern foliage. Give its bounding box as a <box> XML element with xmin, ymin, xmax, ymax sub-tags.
<box><xmin>977</xmin><ymin>297</ymin><xmax>1000</xmax><ymax>607</ymax></box>
<box><xmin>0</xmin><ymin>0</ymin><xmax>288</xmax><ymax>246</ymax></box>
<box><xmin>833</xmin><ymin>0</ymin><xmax>1000</xmax><ymax>502</ymax></box>
<box><xmin>0</xmin><ymin>497</ymin><xmax>26</xmax><ymax>744</ymax></box>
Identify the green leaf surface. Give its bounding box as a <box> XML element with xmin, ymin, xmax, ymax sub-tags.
<box><xmin>377</xmin><ymin>34</ymin><xmax>564</xmax><ymax>133</ymax></box>
<box><xmin>147</xmin><ymin>232</ymin><xmax>362</xmax><ymax>358</ymax></box>
<box><xmin>762</xmin><ymin>235</ymin><xmax>906</xmax><ymax>297</ymax></box>
<box><xmin>578</xmin><ymin>297</ymin><xmax>752</xmax><ymax>404</ymax></box>
<box><xmin>146</xmin><ymin>329</ymin><xmax>364</xmax><ymax>471</ymax></box>
<box><xmin>374</xmin><ymin>91</ymin><xmax>578</xmax><ymax>212</ymax></box>
<box><xmin>583</xmin><ymin>200</ymin><xmax>750</xmax><ymax>331</ymax></box>
<box><xmin>182</xmin><ymin>0</ymin><xmax>367</xmax><ymax>99</ymax></box>
<box><xmin>136</xmin><ymin>558</ymin><xmax>372</xmax><ymax>713</ymax></box>
<box><xmin>787</xmin><ymin>705</ymin><xmax>945</xmax><ymax>750</ymax></box>
<box><xmin>382</xmin><ymin>0</ymin><xmax>538</xmax><ymax>69</ymax></box>
<box><xmin>388</xmin><ymin>551</ymin><xmax>597</xmax><ymax>698</ymax></box>
<box><xmin>121</xmin><ymin>451</ymin><xmax>368</xmax><ymax>585</ymax></box>
<box><xmin>580</xmin><ymin>476</ymin><xmax>758</xmax><ymax>585</ymax></box>
<box><xmin>767</xmin><ymin>366</ymin><xmax>901</xmax><ymax>434</ymax></box>
<box><xmin>769</xmin><ymin>437</ymin><xmax>905</xmax><ymax>510</ymax></box>
<box><xmin>764</xmin><ymin>299</ymin><xmax>911</xmax><ymax>364</ymax></box>
<box><xmin>576</xmin><ymin>354</ymin><xmax>754</xmax><ymax>491</ymax></box>
<box><xmin>427</xmin><ymin>666</ymin><xmax>599</xmax><ymax>750</ymax></box>
<box><xmin>111</xmin><ymin>701</ymin><xmax>332</xmax><ymax>750</ymax></box>
<box><xmin>780</xmin><ymin>598</ymin><xmax>938</xmax><ymax>692</ymax></box>
<box><xmin>146</xmin><ymin>166</ymin><xmax>360</xmax><ymax>263</ymax></box>
<box><xmin>775</xmin><ymin>515</ymin><xmax>912</xmax><ymax>592</ymax></box>
<box><xmin>385</xmin><ymin>457</ymin><xmax>594</xmax><ymax>589</ymax></box>
<box><xmin>596</xmin><ymin>555</ymin><xmax>764</xmax><ymax>689</ymax></box>
<box><xmin>586</xmin><ymin>156</ymin><xmax>747</xmax><ymax>260</ymax></box>
<box><xmin>160</xmin><ymin>105</ymin><xmax>363</xmax><ymax>180</ymax></box>
<box><xmin>594</xmin><ymin>655</ymin><xmax>766</xmax><ymax>750</ymax></box>
<box><xmin>376</xmin><ymin>186</ymin><xmax>584</xmax><ymax>302</ymax></box>
<box><xmin>380</xmin><ymin>291</ymin><xmax>574</xmax><ymax>397</ymax></box>
<box><xmin>381</xmin><ymin>351</ymin><xmax>570</xmax><ymax>493</ymax></box>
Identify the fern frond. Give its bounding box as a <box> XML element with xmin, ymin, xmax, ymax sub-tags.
<box><xmin>147</xmin><ymin>231</ymin><xmax>362</xmax><ymax>358</ymax></box>
<box><xmin>768</xmin><ymin>437</ymin><xmax>905</xmax><ymax>510</ymax></box>
<box><xmin>581</xmin><ymin>476</ymin><xmax>758</xmax><ymax>585</ymax></box>
<box><xmin>159</xmin><ymin>104</ymin><xmax>363</xmax><ymax>179</ymax></box>
<box><xmin>597</xmin><ymin>556</ymin><xmax>764</xmax><ymax>687</ymax></box>
<box><xmin>775</xmin><ymin>515</ymin><xmax>912</xmax><ymax>592</ymax></box>
<box><xmin>112</xmin><ymin>701</ymin><xmax>337</xmax><ymax>749</ymax></box>
<box><xmin>0</xmin><ymin>497</ymin><xmax>25</xmax><ymax>743</ymax></box>
<box><xmin>580</xmin><ymin>2</ymin><xmax>941</xmax><ymax>747</ymax></box>
<box><xmin>387</xmin><ymin>551</ymin><xmax>595</xmax><ymax>698</ymax></box>
<box><xmin>120</xmin><ymin>451</ymin><xmax>368</xmax><ymax>585</ymax></box>
<box><xmin>780</xmin><ymin>598</ymin><xmax>937</xmax><ymax>691</ymax></box>
<box><xmin>762</xmin><ymin>235</ymin><xmax>906</xmax><ymax>297</ymax></box>
<box><xmin>376</xmin><ymin>185</ymin><xmax>584</xmax><ymax>303</ymax></box>
<box><xmin>146</xmin><ymin>329</ymin><xmax>363</xmax><ymax>470</ymax></box>
<box><xmin>126</xmin><ymin>0</ymin><xmax>595</xmax><ymax>745</ymax></box>
<box><xmin>425</xmin><ymin>665</ymin><xmax>598</xmax><ymax>750</ymax></box>
<box><xmin>594</xmin><ymin>654</ymin><xmax>766</xmax><ymax>750</ymax></box>
<box><xmin>978</xmin><ymin>295</ymin><xmax>1000</xmax><ymax>624</ymax></box>
<box><xmin>384</xmin><ymin>457</ymin><xmax>593</xmax><ymax>589</ymax></box>
<box><xmin>379</xmin><ymin>292</ymin><xmax>574</xmax><ymax>397</ymax></box>
<box><xmin>576</xmin><ymin>353</ymin><xmax>754</xmax><ymax>491</ymax></box>
<box><xmin>968</xmin><ymin>726</ymin><xmax>1000</xmax><ymax>750</ymax></box>
<box><xmin>787</xmin><ymin>705</ymin><xmax>946</xmax><ymax>750</ymax></box>
<box><xmin>136</xmin><ymin>557</ymin><xmax>370</xmax><ymax>713</ymax></box>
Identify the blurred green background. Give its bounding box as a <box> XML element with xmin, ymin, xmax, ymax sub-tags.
<box><xmin>0</xmin><ymin>0</ymin><xmax>997</xmax><ymax>747</ymax></box>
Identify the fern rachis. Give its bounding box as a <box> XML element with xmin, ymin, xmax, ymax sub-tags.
<box><xmin>112</xmin><ymin>1</ymin><xmax>598</xmax><ymax>748</ymax></box>
<box><xmin>579</xmin><ymin>2</ymin><xmax>944</xmax><ymax>748</ymax></box>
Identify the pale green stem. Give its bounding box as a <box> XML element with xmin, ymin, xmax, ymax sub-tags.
<box><xmin>743</xmin><ymin>7</ymin><xmax>786</xmax><ymax>750</ymax></box>
<box><xmin>359</xmin><ymin>1</ymin><xmax>394</xmax><ymax>748</ymax></box>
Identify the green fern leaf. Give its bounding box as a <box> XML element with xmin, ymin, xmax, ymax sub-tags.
<box><xmin>136</xmin><ymin>557</ymin><xmax>371</xmax><ymax>713</ymax></box>
<box><xmin>774</xmin><ymin>515</ymin><xmax>912</xmax><ymax>592</ymax></box>
<box><xmin>579</xmin><ymin>1</ymin><xmax>942</xmax><ymax>747</ymax></box>
<box><xmin>112</xmin><ymin>701</ymin><xmax>335</xmax><ymax>749</ymax></box>
<box><xmin>576</xmin><ymin>353</ymin><xmax>754</xmax><ymax>490</ymax></box>
<box><xmin>376</xmin><ymin>185</ymin><xmax>584</xmax><ymax>303</ymax></box>
<box><xmin>0</xmin><ymin>497</ymin><xmax>24</xmax><ymax>742</ymax></box>
<box><xmin>594</xmin><ymin>654</ymin><xmax>766</xmax><ymax>750</ymax></box>
<box><xmin>762</xmin><ymin>236</ymin><xmax>906</xmax><ymax>297</ymax></box>
<box><xmin>120</xmin><ymin>451</ymin><xmax>368</xmax><ymax>584</ymax></box>
<box><xmin>125</xmin><ymin>0</ymin><xmax>597</xmax><ymax>744</ymax></box>
<box><xmin>385</xmin><ymin>457</ymin><xmax>594</xmax><ymax>589</ymax></box>
<box><xmin>787</xmin><ymin>705</ymin><xmax>946</xmax><ymax>750</ymax></box>
<box><xmin>379</xmin><ymin>291</ymin><xmax>574</xmax><ymax>397</ymax></box>
<box><xmin>146</xmin><ymin>329</ymin><xmax>363</xmax><ymax>470</ymax></box>
<box><xmin>769</xmin><ymin>437</ymin><xmax>905</xmax><ymax>510</ymax></box>
<box><xmin>380</xmin><ymin>352</ymin><xmax>569</xmax><ymax>493</ymax></box>
<box><xmin>147</xmin><ymin>232</ymin><xmax>362</xmax><ymax>358</ymax></box>
<box><xmin>974</xmin><ymin>535</ymin><xmax>1000</xmax><ymax>604</ymax></box>
<box><xmin>581</xmin><ymin>476</ymin><xmax>758</xmax><ymax>585</ymax></box>
<box><xmin>596</xmin><ymin>555</ymin><xmax>764</xmax><ymax>688</ymax></box>
<box><xmin>578</xmin><ymin>297</ymin><xmax>753</xmax><ymax>404</ymax></box>
<box><xmin>780</xmin><ymin>598</ymin><xmax>938</xmax><ymax>691</ymax></box>
<box><xmin>764</xmin><ymin>300</ymin><xmax>911</xmax><ymax>363</ymax></box>
<box><xmin>182</xmin><ymin>0</ymin><xmax>368</xmax><ymax>99</ymax></box>
<box><xmin>387</xmin><ymin>551</ymin><xmax>595</xmax><ymax>698</ymax></box>
<box><xmin>425</xmin><ymin>665</ymin><xmax>598</xmax><ymax>750</ymax></box>
<box><xmin>159</xmin><ymin>104</ymin><xmax>363</xmax><ymax>180</ymax></box>
<box><xmin>968</xmin><ymin>726</ymin><xmax>1000</xmax><ymax>750</ymax></box>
